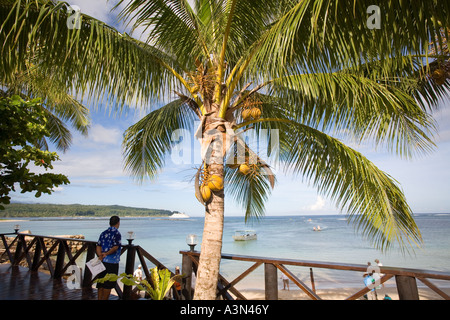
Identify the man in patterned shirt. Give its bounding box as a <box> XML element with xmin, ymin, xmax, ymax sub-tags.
<box><xmin>96</xmin><ymin>215</ymin><xmax>121</xmax><ymax>300</ymax></box>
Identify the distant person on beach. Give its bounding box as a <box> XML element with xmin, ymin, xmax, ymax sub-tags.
<box><xmin>281</xmin><ymin>273</ymin><xmax>290</xmax><ymax>290</ymax></box>
<box><xmin>133</xmin><ymin>265</ymin><xmax>143</xmax><ymax>295</ymax></box>
<box><xmin>134</xmin><ymin>265</ymin><xmax>143</xmax><ymax>282</ymax></box>
<box><xmin>363</xmin><ymin>273</ymin><xmax>377</xmax><ymax>300</ymax></box>
<box><xmin>96</xmin><ymin>215</ymin><xmax>121</xmax><ymax>300</ymax></box>
<box><xmin>174</xmin><ymin>266</ymin><xmax>182</xmax><ymax>298</ymax></box>
<box><xmin>375</xmin><ymin>259</ymin><xmax>382</xmax><ymax>268</ymax></box>
<box><xmin>375</xmin><ymin>259</ymin><xmax>383</xmax><ymax>273</ymax></box>
<box><xmin>374</xmin><ymin>258</ymin><xmax>385</xmax><ymax>288</ymax></box>
<box><xmin>191</xmin><ymin>271</ymin><xmax>196</xmax><ymax>296</ymax></box>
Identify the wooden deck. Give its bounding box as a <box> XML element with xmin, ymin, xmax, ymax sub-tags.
<box><xmin>0</xmin><ymin>264</ymin><xmax>100</xmax><ymax>300</ymax></box>
<box><xmin>0</xmin><ymin>232</ymin><xmax>179</xmax><ymax>300</ymax></box>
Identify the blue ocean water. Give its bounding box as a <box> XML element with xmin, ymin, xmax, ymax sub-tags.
<box><xmin>1</xmin><ymin>213</ymin><xmax>449</xmax><ymax>289</ymax></box>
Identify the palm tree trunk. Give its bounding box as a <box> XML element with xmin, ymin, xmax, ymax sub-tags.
<box><xmin>194</xmin><ymin>162</ymin><xmax>225</xmax><ymax>300</ymax></box>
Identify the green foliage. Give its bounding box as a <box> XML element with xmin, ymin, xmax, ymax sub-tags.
<box><xmin>0</xmin><ymin>203</ymin><xmax>174</xmax><ymax>217</ymax></box>
<box><xmin>146</xmin><ymin>267</ymin><xmax>180</xmax><ymax>300</ymax></box>
<box><xmin>0</xmin><ymin>96</ymin><xmax>69</xmax><ymax>209</ymax></box>
<box><xmin>95</xmin><ymin>267</ymin><xmax>181</xmax><ymax>300</ymax></box>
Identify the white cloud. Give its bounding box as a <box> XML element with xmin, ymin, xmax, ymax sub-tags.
<box><xmin>55</xmin><ymin>152</ymin><xmax>124</xmax><ymax>178</ymax></box>
<box><xmin>68</xmin><ymin>0</ymin><xmax>121</xmax><ymax>26</ymax></box>
<box><xmin>434</xmin><ymin>107</ymin><xmax>450</xmax><ymax>143</ymax></box>
<box><xmin>89</xmin><ymin>124</ymin><xmax>121</xmax><ymax>145</ymax></box>
<box><xmin>71</xmin><ymin>178</ymin><xmax>123</xmax><ymax>185</ymax></box>
<box><xmin>69</xmin><ymin>0</ymin><xmax>152</xmax><ymax>42</ymax></box>
<box><xmin>156</xmin><ymin>179</ymin><xmax>192</xmax><ymax>191</ymax></box>
<box><xmin>305</xmin><ymin>196</ymin><xmax>326</xmax><ymax>211</ymax></box>
<box><xmin>50</xmin><ymin>122</ymin><xmax>125</xmax><ymax>180</ymax></box>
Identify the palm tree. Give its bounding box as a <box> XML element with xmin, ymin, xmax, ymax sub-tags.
<box><xmin>1</xmin><ymin>61</ymin><xmax>91</xmax><ymax>152</ymax></box>
<box><xmin>1</xmin><ymin>0</ymin><xmax>448</xmax><ymax>299</ymax></box>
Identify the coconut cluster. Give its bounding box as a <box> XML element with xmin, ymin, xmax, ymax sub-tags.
<box><xmin>241</xmin><ymin>98</ymin><xmax>262</xmax><ymax>121</ymax></box>
<box><xmin>195</xmin><ymin>97</ymin><xmax>267</xmax><ymax>205</ymax></box>
<box><xmin>198</xmin><ymin>166</ymin><xmax>224</xmax><ymax>203</ymax></box>
<box><xmin>432</xmin><ymin>63</ymin><xmax>450</xmax><ymax>85</ymax></box>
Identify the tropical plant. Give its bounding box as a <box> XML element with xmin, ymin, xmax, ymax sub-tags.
<box><xmin>0</xmin><ymin>95</ymin><xmax>70</xmax><ymax>209</ymax></box>
<box><xmin>96</xmin><ymin>267</ymin><xmax>181</xmax><ymax>300</ymax></box>
<box><xmin>1</xmin><ymin>50</ymin><xmax>91</xmax><ymax>152</ymax></box>
<box><xmin>0</xmin><ymin>58</ymin><xmax>89</xmax><ymax>209</ymax></box>
<box><xmin>1</xmin><ymin>0</ymin><xmax>449</xmax><ymax>300</ymax></box>
<box><xmin>146</xmin><ymin>267</ymin><xmax>181</xmax><ymax>300</ymax></box>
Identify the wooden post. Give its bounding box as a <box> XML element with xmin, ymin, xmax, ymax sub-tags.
<box><xmin>310</xmin><ymin>268</ymin><xmax>316</xmax><ymax>293</ymax></box>
<box><xmin>1</xmin><ymin>234</ymin><xmax>15</xmax><ymax>264</ymax></box>
<box><xmin>12</xmin><ymin>235</ymin><xmax>23</xmax><ymax>266</ymax></box>
<box><xmin>182</xmin><ymin>252</ymin><xmax>193</xmax><ymax>300</ymax></box>
<box><xmin>82</xmin><ymin>243</ymin><xmax>96</xmax><ymax>288</ymax></box>
<box><xmin>123</xmin><ymin>244</ymin><xmax>136</xmax><ymax>300</ymax></box>
<box><xmin>396</xmin><ymin>275</ymin><xmax>419</xmax><ymax>300</ymax></box>
<box><xmin>54</xmin><ymin>241</ymin><xmax>66</xmax><ymax>279</ymax></box>
<box><xmin>31</xmin><ymin>238</ymin><xmax>42</xmax><ymax>271</ymax></box>
<box><xmin>264</xmin><ymin>263</ymin><xmax>278</xmax><ymax>300</ymax></box>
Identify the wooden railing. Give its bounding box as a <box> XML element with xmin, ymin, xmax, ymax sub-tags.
<box><xmin>180</xmin><ymin>250</ymin><xmax>450</xmax><ymax>300</ymax></box>
<box><xmin>0</xmin><ymin>232</ymin><xmax>179</xmax><ymax>300</ymax></box>
<box><xmin>2</xmin><ymin>232</ymin><xmax>449</xmax><ymax>300</ymax></box>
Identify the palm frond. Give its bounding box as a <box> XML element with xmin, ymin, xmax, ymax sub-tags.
<box><xmin>265</xmin><ymin>118</ymin><xmax>422</xmax><ymax>252</ymax></box>
<box><xmin>225</xmin><ymin>163</ymin><xmax>275</xmax><ymax>222</ymax></box>
<box><xmin>115</xmin><ymin>0</ymin><xmax>205</xmax><ymax>68</ymax></box>
<box><xmin>41</xmin><ymin>108</ymin><xmax>73</xmax><ymax>152</ymax></box>
<box><xmin>223</xmin><ymin>131</ymin><xmax>276</xmax><ymax>221</ymax></box>
<box><xmin>252</xmin><ymin>0</ymin><xmax>450</xmax><ymax>78</ymax></box>
<box><xmin>269</xmin><ymin>70</ymin><xmax>438</xmax><ymax>159</ymax></box>
<box><xmin>225</xmin><ymin>165</ymin><xmax>273</xmax><ymax>222</ymax></box>
<box><xmin>0</xmin><ymin>0</ymin><xmax>186</xmax><ymax>112</ymax></box>
<box><xmin>122</xmin><ymin>99</ymin><xmax>199</xmax><ymax>182</ymax></box>
<box><xmin>1</xmin><ymin>62</ymin><xmax>91</xmax><ymax>152</ymax></box>
<box><xmin>234</xmin><ymin>96</ymin><xmax>423</xmax><ymax>251</ymax></box>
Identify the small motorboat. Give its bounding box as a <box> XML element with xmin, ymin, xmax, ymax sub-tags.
<box><xmin>232</xmin><ymin>230</ymin><xmax>257</xmax><ymax>241</ymax></box>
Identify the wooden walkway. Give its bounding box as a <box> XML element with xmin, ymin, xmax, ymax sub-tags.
<box><xmin>0</xmin><ymin>264</ymin><xmax>99</xmax><ymax>300</ymax></box>
<box><xmin>0</xmin><ymin>232</ymin><xmax>178</xmax><ymax>300</ymax></box>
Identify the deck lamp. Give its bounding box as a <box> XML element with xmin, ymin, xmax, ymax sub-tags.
<box><xmin>126</xmin><ymin>231</ymin><xmax>135</xmax><ymax>245</ymax></box>
<box><xmin>186</xmin><ymin>234</ymin><xmax>198</xmax><ymax>252</ymax></box>
<box><xmin>14</xmin><ymin>225</ymin><xmax>20</xmax><ymax>234</ymax></box>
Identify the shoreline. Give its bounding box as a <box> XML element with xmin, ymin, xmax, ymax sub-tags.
<box><xmin>1</xmin><ymin>263</ymin><xmax>449</xmax><ymax>300</ymax></box>
<box><xmin>239</xmin><ymin>286</ymin><xmax>450</xmax><ymax>300</ymax></box>
<box><xmin>0</xmin><ymin>216</ymin><xmax>172</xmax><ymax>220</ymax></box>
<box><xmin>85</xmin><ymin>276</ymin><xmax>450</xmax><ymax>300</ymax></box>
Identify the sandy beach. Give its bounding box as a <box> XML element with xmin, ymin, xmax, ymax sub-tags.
<box><xmin>239</xmin><ymin>286</ymin><xmax>450</xmax><ymax>300</ymax></box>
<box><xmin>0</xmin><ymin>219</ymin><xmax>24</xmax><ymax>223</ymax></box>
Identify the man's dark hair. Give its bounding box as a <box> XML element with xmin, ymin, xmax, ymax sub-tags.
<box><xmin>109</xmin><ymin>215</ymin><xmax>120</xmax><ymax>226</ymax></box>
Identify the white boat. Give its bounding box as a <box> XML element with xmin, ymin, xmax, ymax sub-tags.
<box><xmin>232</xmin><ymin>230</ymin><xmax>257</xmax><ymax>241</ymax></box>
<box><xmin>169</xmin><ymin>212</ymin><xmax>190</xmax><ymax>219</ymax></box>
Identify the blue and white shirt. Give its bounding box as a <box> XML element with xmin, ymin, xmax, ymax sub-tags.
<box><xmin>97</xmin><ymin>227</ymin><xmax>122</xmax><ymax>264</ymax></box>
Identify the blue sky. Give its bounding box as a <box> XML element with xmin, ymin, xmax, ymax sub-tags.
<box><xmin>8</xmin><ymin>1</ymin><xmax>450</xmax><ymax>216</ymax></box>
